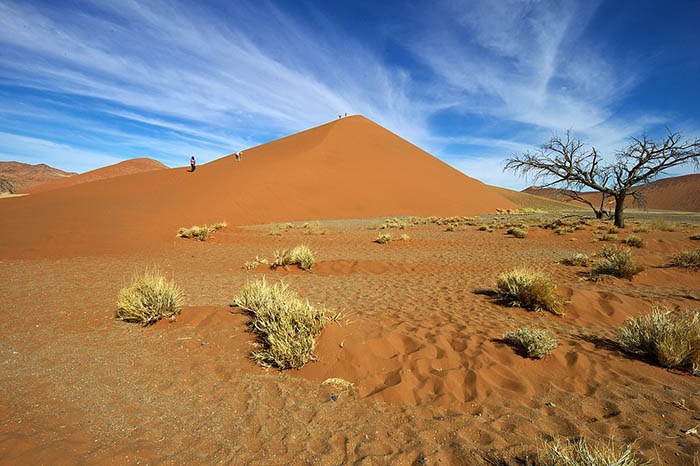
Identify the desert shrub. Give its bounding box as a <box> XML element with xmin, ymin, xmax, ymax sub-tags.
<box><xmin>496</xmin><ymin>269</ymin><xmax>563</xmax><ymax>315</ymax></box>
<box><xmin>622</xmin><ymin>235</ymin><xmax>645</xmax><ymax>248</ymax></box>
<box><xmin>445</xmin><ymin>224</ymin><xmax>455</xmax><ymax>232</ymax></box>
<box><xmin>592</xmin><ymin>245</ymin><xmax>644</xmax><ymax>279</ymax></box>
<box><xmin>211</xmin><ymin>221</ymin><xmax>228</xmax><ymax>231</ymax></box>
<box><xmin>507</xmin><ymin>227</ymin><xmax>527</xmax><ymax>238</ymax></box>
<box><xmin>555</xmin><ymin>227</ymin><xmax>575</xmax><ymax>235</ymax></box>
<box><xmin>381</xmin><ymin>217</ymin><xmax>410</xmax><ymax>229</ymax></box>
<box><xmin>243</xmin><ymin>256</ymin><xmax>269</xmax><ymax>270</ymax></box>
<box><xmin>561</xmin><ymin>253</ymin><xmax>591</xmax><ymax>267</ymax></box>
<box><xmin>650</xmin><ymin>218</ymin><xmax>677</xmax><ymax>232</ymax></box>
<box><xmin>595</xmin><ymin>225</ymin><xmax>608</xmax><ymax>231</ymax></box>
<box><xmin>632</xmin><ymin>224</ymin><xmax>651</xmax><ymax>233</ymax></box>
<box><xmin>478</xmin><ymin>225</ymin><xmax>489</xmax><ymax>231</ymax></box>
<box><xmin>616</xmin><ymin>306</ymin><xmax>699</xmax><ymax>375</ymax></box>
<box><xmin>375</xmin><ymin>233</ymin><xmax>392</xmax><ymax>244</ymax></box>
<box><xmin>598</xmin><ymin>233</ymin><xmax>617</xmax><ymax>241</ymax></box>
<box><xmin>607</xmin><ymin>226</ymin><xmax>619</xmax><ymax>234</ymax></box>
<box><xmin>536</xmin><ymin>437</ymin><xmax>648</xmax><ymax>465</ymax></box>
<box><xmin>502</xmin><ymin>328</ymin><xmax>557</xmax><ymax>359</ymax></box>
<box><xmin>273</xmin><ymin>245</ymin><xmax>315</xmax><ymax>270</ymax></box>
<box><xmin>177</xmin><ymin>221</ymin><xmax>227</xmax><ymax>241</ymax></box>
<box><xmin>233</xmin><ymin>278</ymin><xmax>327</xmax><ymax>369</ymax></box>
<box><xmin>690</xmin><ymin>233</ymin><xmax>700</xmax><ymax>240</ymax></box>
<box><xmin>400</xmin><ymin>234</ymin><xmax>410</xmax><ymax>241</ymax></box>
<box><xmin>116</xmin><ymin>270</ymin><xmax>183</xmax><ymax>325</ymax></box>
<box><xmin>670</xmin><ymin>248</ymin><xmax>700</xmax><ymax>270</ymax></box>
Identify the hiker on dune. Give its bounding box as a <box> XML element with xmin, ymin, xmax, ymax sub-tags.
<box><xmin>235</xmin><ymin>150</ymin><xmax>242</xmax><ymax>162</ymax></box>
<box><xmin>190</xmin><ymin>156</ymin><xmax>196</xmax><ymax>172</ymax></box>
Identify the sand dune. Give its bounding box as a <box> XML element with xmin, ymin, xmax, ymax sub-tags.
<box><xmin>524</xmin><ymin>173</ymin><xmax>700</xmax><ymax>212</ymax></box>
<box><xmin>25</xmin><ymin>158</ymin><xmax>168</xmax><ymax>194</ymax></box>
<box><xmin>0</xmin><ymin>115</ymin><xmax>515</xmax><ymax>258</ymax></box>
<box><xmin>0</xmin><ymin>161</ymin><xmax>75</xmax><ymax>192</ymax></box>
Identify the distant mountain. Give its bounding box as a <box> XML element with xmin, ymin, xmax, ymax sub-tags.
<box><xmin>523</xmin><ymin>173</ymin><xmax>700</xmax><ymax>212</ymax></box>
<box><xmin>0</xmin><ymin>176</ymin><xmax>15</xmax><ymax>194</ymax></box>
<box><xmin>0</xmin><ymin>162</ymin><xmax>76</xmax><ymax>192</ymax></box>
<box><xmin>26</xmin><ymin>158</ymin><xmax>168</xmax><ymax>194</ymax></box>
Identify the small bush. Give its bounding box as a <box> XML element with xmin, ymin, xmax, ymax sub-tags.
<box><xmin>536</xmin><ymin>437</ymin><xmax>648</xmax><ymax>465</ymax></box>
<box><xmin>592</xmin><ymin>245</ymin><xmax>643</xmax><ymax>279</ymax></box>
<box><xmin>273</xmin><ymin>245</ymin><xmax>315</xmax><ymax>270</ymax></box>
<box><xmin>375</xmin><ymin>233</ymin><xmax>392</xmax><ymax>244</ymax></box>
<box><xmin>598</xmin><ymin>233</ymin><xmax>617</xmax><ymax>241</ymax></box>
<box><xmin>496</xmin><ymin>269</ymin><xmax>563</xmax><ymax>315</ymax></box>
<box><xmin>689</xmin><ymin>233</ymin><xmax>700</xmax><ymax>240</ymax></box>
<box><xmin>616</xmin><ymin>306</ymin><xmax>699</xmax><ymax>375</ymax></box>
<box><xmin>445</xmin><ymin>224</ymin><xmax>455</xmax><ymax>232</ymax></box>
<box><xmin>555</xmin><ymin>227</ymin><xmax>575</xmax><ymax>235</ymax></box>
<box><xmin>561</xmin><ymin>253</ymin><xmax>591</xmax><ymax>267</ymax></box>
<box><xmin>607</xmin><ymin>226</ymin><xmax>619</xmax><ymax>234</ymax></box>
<box><xmin>478</xmin><ymin>225</ymin><xmax>489</xmax><ymax>231</ymax></box>
<box><xmin>177</xmin><ymin>221</ymin><xmax>227</xmax><ymax>241</ymax></box>
<box><xmin>116</xmin><ymin>270</ymin><xmax>183</xmax><ymax>325</ymax></box>
<box><xmin>650</xmin><ymin>218</ymin><xmax>677</xmax><ymax>232</ymax></box>
<box><xmin>507</xmin><ymin>227</ymin><xmax>527</xmax><ymax>238</ymax></box>
<box><xmin>622</xmin><ymin>235</ymin><xmax>645</xmax><ymax>248</ymax></box>
<box><xmin>400</xmin><ymin>234</ymin><xmax>410</xmax><ymax>241</ymax></box>
<box><xmin>233</xmin><ymin>278</ymin><xmax>327</xmax><ymax>369</ymax></box>
<box><xmin>670</xmin><ymin>248</ymin><xmax>700</xmax><ymax>270</ymax></box>
<box><xmin>502</xmin><ymin>328</ymin><xmax>557</xmax><ymax>359</ymax></box>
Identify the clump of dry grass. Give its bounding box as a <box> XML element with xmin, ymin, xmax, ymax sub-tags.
<box><xmin>650</xmin><ymin>218</ymin><xmax>677</xmax><ymax>232</ymax></box>
<box><xmin>268</xmin><ymin>228</ymin><xmax>283</xmax><ymax>236</ymax></box>
<box><xmin>375</xmin><ymin>233</ymin><xmax>392</xmax><ymax>244</ymax></box>
<box><xmin>670</xmin><ymin>248</ymin><xmax>700</xmax><ymax>270</ymax></box>
<box><xmin>561</xmin><ymin>253</ymin><xmax>591</xmax><ymax>267</ymax></box>
<box><xmin>536</xmin><ymin>437</ymin><xmax>648</xmax><ymax>465</ymax></box>
<box><xmin>555</xmin><ymin>226</ymin><xmax>575</xmax><ymax>235</ymax></box>
<box><xmin>607</xmin><ymin>226</ymin><xmax>619</xmax><ymax>234</ymax></box>
<box><xmin>243</xmin><ymin>256</ymin><xmax>269</xmax><ymax>270</ymax></box>
<box><xmin>632</xmin><ymin>224</ymin><xmax>652</xmax><ymax>233</ymax></box>
<box><xmin>478</xmin><ymin>225</ymin><xmax>490</xmax><ymax>231</ymax></box>
<box><xmin>690</xmin><ymin>233</ymin><xmax>700</xmax><ymax>240</ymax></box>
<box><xmin>507</xmin><ymin>227</ymin><xmax>527</xmax><ymax>238</ymax></box>
<box><xmin>592</xmin><ymin>245</ymin><xmax>643</xmax><ymax>279</ymax></box>
<box><xmin>233</xmin><ymin>277</ymin><xmax>328</xmax><ymax>369</ymax></box>
<box><xmin>496</xmin><ymin>268</ymin><xmax>563</xmax><ymax>315</ymax></box>
<box><xmin>502</xmin><ymin>328</ymin><xmax>557</xmax><ymax>359</ymax></box>
<box><xmin>116</xmin><ymin>270</ymin><xmax>183</xmax><ymax>325</ymax></box>
<box><xmin>616</xmin><ymin>306</ymin><xmax>699</xmax><ymax>375</ymax></box>
<box><xmin>598</xmin><ymin>233</ymin><xmax>618</xmax><ymax>241</ymax></box>
<box><xmin>177</xmin><ymin>221</ymin><xmax>227</xmax><ymax>241</ymax></box>
<box><xmin>400</xmin><ymin>233</ymin><xmax>410</xmax><ymax>241</ymax></box>
<box><xmin>622</xmin><ymin>235</ymin><xmax>645</xmax><ymax>248</ymax></box>
<box><xmin>273</xmin><ymin>245</ymin><xmax>315</xmax><ymax>270</ymax></box>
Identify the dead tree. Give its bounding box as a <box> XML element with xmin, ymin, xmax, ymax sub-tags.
<box><xmin>505</xmin><ymin>130</ymin><xmax>700</xmax><ymax>227</ymax></box>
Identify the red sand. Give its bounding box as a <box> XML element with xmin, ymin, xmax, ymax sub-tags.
<box><xmin>0</xmin><ymin>116</ymin><xmax>515</xmax><ymax>259</ymax></box>
<box><xmin>24</xmin><ymin>158</ymin><xmax>168</xmax><ymax>194</ymax></box>
<box><xmin>0</xmin><ymin>161</ymin><xmax>75</xmax><ymax>192</ymax></box>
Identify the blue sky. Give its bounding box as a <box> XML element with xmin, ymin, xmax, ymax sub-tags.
<box><xmin>1</xmin><ymin>0</ymin><xmax>699</xmax><ymax>189</ymax></box>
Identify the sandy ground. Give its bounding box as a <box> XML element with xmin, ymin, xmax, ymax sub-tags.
<box><xmin>1</xmin><ymin>216</ymin><xmax>700</xmax><ymax>465</ymax></box>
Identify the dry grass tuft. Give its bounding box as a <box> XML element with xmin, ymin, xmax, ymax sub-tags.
<box><xmin>375</xmin><ymin>233</ymin><xmax>392</xmax><ymax>244</ymax></box>
<box><xmin>561</xmin><ymin>253</ymin><xmax>591</xmax><ymax>267</ymax></box>
<box><xmin>598</xmin><ymin>233</ymin><xmax>618</xmax><ymax>241</ymax></box>
<box><xmin>650</xmin><ymin>218</ymin><xmax>677</xmax><ymax>232</ymax></box>
<box><xmin>536</xmin><ymin>437</ymin><xmax>648</xmax><ymax>465</ymax></box>
<box><xmin>243</xmin><ymin>256</ymin><xmax>269</xmax><ymax>270</ymax></box>
<box><xmin>177</xmin><ymin>221</ymin><xmax>227</xmax><ymax>241</ymax></box>
<box><xmin>233</xmin><ymin>277</ymin><xmax>327</xmax><ymax>369</ymax></box>
<box><xmin>616</xmin><ymin>306</ymin><xmax>700</xmax><ymax>375</ymax></box>
<box><xmin>496</xmin><ymin>268</ymin><xmax>563</xmax><ymax>315</ymax></box>
<box><xmin>555</xmin><ymin>226</ymin><xmax>575</xmax><ymax>235</ymax></box>
<box><xmin>507</xmin><ymin>227</ymin><xmax>527</xmax><ymax>238</ymax></box>
<box><xmin>116</xmin><ymin>270</ymin><xmax>183</xmax><ymax>325</ymax></box>
<box><xmin>632</xmin><ymin>224</ymin><xmax>652</xmax><ymax>233</ymax></box>
<box><xmin>622</xmin><ymin>235</ymin><xmax>645</xmax><ymax>248</ymax></box>
<box><xmin>273</xmin><ymin>245</ymin><xmax>315</xmax><ymax>271</ymax></box>
<box><xmin>670</xmin><ymin>248</ymin><xmax>700</xmax><ymax>270</ymax></box>
<box><xmin>400</xmin><ymin>233</ymin><xmax>410</xmax><ymax>241</ymax></box>
<box><xmin>592</xmin><ymin>245</ymin><xmax>644</xmax><ymax>280</ymax></box>
<box><xmin>502</xmin><ymin>328</ymin><xmax>557</xmax><ymax>359</ymax></box>
<box><xmin>690</xmin><ymin>233</ymin><xmax>700</xmax><ymax>240</ymax></box>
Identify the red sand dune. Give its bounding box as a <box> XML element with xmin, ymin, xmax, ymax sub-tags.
<box><xmin>25</xmin><ymin>157</ymin><xmax>168</xmax><ymax>194</ymax></box>
<box><xmin>0</xmin><ymin>161</ymin><xmax>75</xmax><ymax>192</ymax></box>
<box><xmin>524</xmin><ymin>173</ymin><xmax>700</xmax><ymax>212</ymax></box>
<box><xmin>0</xmin><ymin>116</ymin><xmax>516</xmax><ymax>259</ymax></box>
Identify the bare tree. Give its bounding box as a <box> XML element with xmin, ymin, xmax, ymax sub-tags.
<box><xmin>505</xmin><ymin>130</ymin><xmax>700</xmax><ymax>227</ymax></box>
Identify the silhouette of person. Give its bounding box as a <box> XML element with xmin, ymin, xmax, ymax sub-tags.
<box><xmin>235</xmin><ymin>151</ymin><xmax>242</xmax><ymax>162</ymax></box>
<box><xmin>190</xmin><ymin>156</ymin><xmax>196</xmax><ymax>172</ymax></box>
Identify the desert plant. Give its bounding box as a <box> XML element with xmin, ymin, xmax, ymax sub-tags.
<box><xmin>670</xmin><ymin>248</ymin><xmax>700</xmax><ymax>270</ymax></box>
<box><xmin>536</xmin><ymin>436</ymin><xmax>648</xmax><ymax>465</ymax></box>
<box><xmin>632</xmin><ymin>224</ymin><xmax>651</xmax><ymax>233</ymax></box>
<box><xmin>400</xmin><ymin>234</ymin><xmax>410</xmax><ymax>241</ymax></box>
<box><xmin>177</xmin><ymin>221</ymin><xmax>227</xmax><ymax>241</ymax></box>
<box><xmin>622</xmin><ymin>235</ymin><xmax>645</xmax><ymax>248</ymax></box>
<box><xmin>650</xmin><ymin>218</ymin><xmax>677</xmax><ymax>232</ymax></box>
<box><xmin>598</xmin><ymin>233</ymin><xmax>617</xmax><ymax>241</ymax></box>
<box><xmin>243</xmin><ymin>256</ymin><xmax>269</xmax><ymax>270</ymax></box>
<box><xmin>273</xmin><ymin>245</ymin><xmax>315</xmax><ymax>270</ymax></box>
<box><xmin>607</xmin><ymin>226</ymin><xmax>619</xmax><ymax>234</ymax></box>
<box><xmin>555</xmin><ymin>226</ymin><xmax>575</xmax><ymax>235</ymax></box>
<box><xmin>616</xmin><ymin>306</ymin><xmax>699</xmax><ymax>375</ymax></box>
<box><xmin>375</xmin><ymin>233</ymin><xmax>392</xmax><ymax>244</ymax></box>
<box><xmin>592</xmin><ymin>245</ymin><xmax>644</xmax><ymax>279</ymax></box>
<box><xmin>268</xmin><ymin>228</ymin><xmax>283</xmax><ymax>236</ymax></box>
<box><xmin>561</xmin><ymin>253</ymin><xmax>591</xmax><ymax>267</ymax></box>
<box><xmin>233</xmin><ymin>277</ymin><xmax>327</xmax><ymax>369</ymax></box>
<box><xmin>445</xmin><ymin>224</ymin><xmax>455</xmax><ymax>232</ymax></box>
<box><xmin>507</xmin><ymin>227</ymin><xmax>527</xmax><ymax>238</ymax></box>
<box><xmin>496</xmin><ymin>269</ymin><xmax>563</xmax><ymax>315</ymax></box>
<box><xmin>478</xmin><ymin>225</ymin><xmax>489</xmax><ymax>231</ymax></box>
<box><xmin>116</xmin><ymin>270</ymin><xmax>183</xmax><ymax>325</ymax></box>
<box><xmin>502</xmin><ymin>328</ymin><xmax>557</xmax><ymax>359</ymax></box>
<box><xmin>690</xmin><ymin>233</ymin><xmax>700</xmax><ymax>240</ymax></box>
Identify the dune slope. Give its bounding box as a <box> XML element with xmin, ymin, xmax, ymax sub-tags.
<box><xmin>0</xmin><ymin>116</ymin><xmax>515</xmax><ymax>258</ymax></box>
<box><xmin>25</xmin><ymin>158</ymin><xmax>168</xmax><ymax>194</ymax></box>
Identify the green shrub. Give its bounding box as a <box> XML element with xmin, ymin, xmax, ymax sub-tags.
<box><xmin>616</xmin><ymin>306</ymin><xmax>699</xmax><ymax>375</ymax></box>
<box><xmin>496</xmin><ymin>269</ymin><xmax>563</xmax><ymax>315</ymax></box>
<box><xmin>502</xmin><ymin>328</ymin><xmax>557</xmax><ymax>359</ymax></box>
<box><xmin>592</xmin><ymin>245</ymin><xmax>644</xmax><ymax>279</ymax></box>
<box><xmin>670</xmin><ymin>248</ymin><xmax>700</xmax><ymax>270</ymax></box>
<box><xmin>375</xmin><ymin>233</ymin><xmax>392</xmax><ymax>244</ymax></box>
<box><xmin>233</xmin><ymin>278</ymin><xmax>327</xmax><ymax>369</ymax></box>
<box><xmin>561</xmin><ymin>253</ymin><xmax>591</xmax><ymax>267</ymax></box>
<box><xmin>622</xmin><ymin>235</ymin><xmax>645</xmax><ymax>248</ymax></box>
<box><xmin>273</xmin><ymin>245</ymin><xmax>315</xmax><ymax>270</ymax></box>
<box><xmin>536</xmin><ymin>437</ymin><xmax>648</xmax><ymax>465</ymax></box>
<box><xmin>507</xmin><ymin>227</ymin><xmax>527</xmax><ymax>238</ymax></box>
<box><xmin>116</xmin><ymin>270</ymin><xmax>183</xmax><ymax>325</ymax></box>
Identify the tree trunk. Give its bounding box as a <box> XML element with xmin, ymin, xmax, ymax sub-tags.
<box><xmin>614</xmin><ymin>194</ymin><xmax>626</xmax><ymax>228</ymax></box>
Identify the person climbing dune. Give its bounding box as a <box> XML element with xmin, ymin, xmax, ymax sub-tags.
<box><xmin>190</xmin><ymin>156</ymin><xmax>196</xmax><ymax>172</ymax></box>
